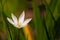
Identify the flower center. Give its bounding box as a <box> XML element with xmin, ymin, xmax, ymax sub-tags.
<box><xmin>17</xmin><ymin>22</ymin><xmax>21</xmax><ymax>27</ymax></box>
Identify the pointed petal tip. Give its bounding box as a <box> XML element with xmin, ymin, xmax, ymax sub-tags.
<box><xmin>11</xmin><ymin>13</ymin><xmax>18</xmax><ymax>25</ymax></box>
<box><xmin>21</xmin><ymin>18</ymin><xmax>32</xmax><ymax>27</ymax></box>
<box><xmin>30</xmin><ymin>18</ymin><xmax>32</xmax><ymax>20</ymax></box>
<box><xmin>19</xmin><ymin>10</ymin><xmax>25</xmax><ymax>24</ymax></box>
<box><xmin>7</xmin><ymin>17</ymin><xmax>8</xmax><ymax>20</ymax></box>
<box><xmin>11</xmin><ymin>13</ymin><xmax>14</xmax><ymax>16</ymax></box>
<box><xmin>22</xmin><ymin>11</ymin><xmax>25</xmax><ymax>16</ymax></box>
<box><xmin>28</xmin><ymin>18</ymin><xmax>32</xmax><ymax>21</ymax></box>
<box><xmin>7</xmin><ymin>17</ymin><xmax>14</xmax><ymax>25</ymax></box>
<box><xmin>7</xmin><ymin>17</ymin><xmax>10</xmax><ymax>21</ymax></box>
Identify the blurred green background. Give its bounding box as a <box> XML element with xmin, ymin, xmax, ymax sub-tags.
<box><xmin>0</xmin><ymin>0</ymin><xmax>60</xmax><ymax>40</ymax></box>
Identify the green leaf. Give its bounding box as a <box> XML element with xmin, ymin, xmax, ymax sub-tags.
<box><xmin>33</xmin><ymin>0</ymin><xmax>47</xmax><ymax>40</ymax></box>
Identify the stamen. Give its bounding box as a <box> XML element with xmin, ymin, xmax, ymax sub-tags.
<box><xmin>17</xmin><ymin>22</ymin><xmax>21</xmax><ymax>27</ymax></box>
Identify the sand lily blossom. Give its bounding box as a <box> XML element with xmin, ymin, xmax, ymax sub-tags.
<box><xmin>7</xmin><ymin>11</ymin><xmax>32</xmax><ymax>28</ymax></box>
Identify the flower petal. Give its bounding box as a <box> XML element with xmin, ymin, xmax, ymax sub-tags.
<box><xmin>17</xmin><ymin>25</ymin><xmax>25</xmax><ymax>28</ymax></box>
<box><xmin>11</xmin><ymin>13</ymin><xmax>18</xmax><ymax>25</ymax></box>
<box><xmin>21</xmin><ymin>18</ymin><xmax>32</xmax><ymax>27</ymax></box>
<box><xmin>19</xmin><ymin>26</ymin><xmax>25</xmax><ymax>28</ymax></box>
<box><xmin>7</xmin><ymin>17</ymin><xmax>14</xmax><ymax>25</ymax></box>
<box><xmin>19</xmin><ymin>11</ymin><xmax>25</xmax><ymax>24</ymax></box>
<box><xmin>14</xmin><ymin>26</ymin><xmax>19</xmax><ymax>28</ymax></box>
<box><xmin>7</xmin><ymin>17</ymin><xmax>19</xmax><ymax>28</ymax></box>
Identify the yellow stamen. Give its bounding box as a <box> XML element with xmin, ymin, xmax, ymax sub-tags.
<box><xmin>17</xmin><ymin>22</ymin><xmax>21</xmax><ymax>27</ymax></box>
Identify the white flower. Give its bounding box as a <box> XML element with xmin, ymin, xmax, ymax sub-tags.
<box><xmin>7</xmin><ymin>11</ymin><xmax>32</xmax><ymax>28</ymax></box>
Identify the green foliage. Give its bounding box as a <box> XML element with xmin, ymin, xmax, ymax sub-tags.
<box><xmin>0</xmin><ymin>0</ymin><xmax>60</xmax><ymax>40</ymax></box>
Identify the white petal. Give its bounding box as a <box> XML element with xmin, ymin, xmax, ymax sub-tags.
<box><xmin>19</xmin><ymin>26</ymin><xmax>25</xmax><ymax>28</ymax></box>
<box><xmin>17</xmin><ymin>26</ymin><xmax>22</xmax><ymax>28</ymax></box>
<box><xmin>21</xmin><ymin>18</ymin><xmax>32</xmax><ymax>27</ymax></box>
<box><xmin>19</xmin><ymin>11</ymin><xmax>25</xmax><ymax>24</ymax></box>
<box><xmin>20</xmin><ymin>25</ymin><xmax>26</xmax><ymax>28</ymax></box>
<box><xmin>14</xmin><ymin>26</ymin><xmax>20</xmax><ymax>28</ymax></box>
<box><xmin>7</xmin><ymin>17</ymin><xmax>14</xmax><ymax>25</ymax></box>
<box><xmin>11</xmin><ymin>13</ymin><xmax>18</xmax><ymax>25</ymax></box>
<box><xmin>17</xmin><ymin>26</ymin><xmax>25</xmax><ymax>29</ymax></box>
<box><xmin>13</xmin><ymin>25</ymin><xmax>22</xmax><ymax>28</ymax></box>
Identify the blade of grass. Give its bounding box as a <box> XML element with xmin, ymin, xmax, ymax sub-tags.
<box><xmin>49</xmin><ymin>0</ymin><xmax>58</xmax><ymax>12</ymax></box>
<box><xmin>33</xmin><ymin>0</ymin><xmax>48</xmax><ymax>40</ymax></box>
<box><xmin>44</xmin><ymin>1</ymin><xmax>55</xmax><ymax>40</ymax></box>
<box><xmin>0</xmin><ymin>1</ymin><xmax>12</xmax><ymax>40</ymax></box>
